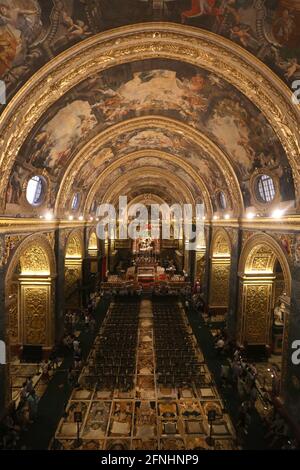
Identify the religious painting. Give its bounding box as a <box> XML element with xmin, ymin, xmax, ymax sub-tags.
<box><xmin>27</xmin><ymin>100</ymin><xmax>97</xmax><ymax>170</ymax></box>
<box><xmin>6</xmin><ymin>59</ymin><xmax>295</xmax><ymax>216</ymax></box>
<box><xmin>0</xmin><ymin>0</ymin><xmax>42</xmax><ymax>77</ymax></box>
<box><xmin>0</xmin><ymin>0</ymin><xmax>300</xmax><ymax>113</ymax></box>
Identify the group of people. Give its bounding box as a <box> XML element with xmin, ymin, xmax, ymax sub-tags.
<box><xmin>0</xmin><ymin>290</ymin><xmax>101</xmax><ymax>449</ymax></box>
<box><xmin>0</xmin><ymin>361</ymin><xmax>52</xmax><ymax>450</ymax></box>
<box><xmin>64</xmin><ymin>306</ymin><xmax>97</xmax><ymax>336</ymax></box>
<box><xmin>214</xmin><ymin>334</ymin><xmax>297</xmax><ymax>449</ymax></box>
<box><xmin>185</xmin><ymin>288</ymin><xmax>298</xmax><ymax>449</ymax></box>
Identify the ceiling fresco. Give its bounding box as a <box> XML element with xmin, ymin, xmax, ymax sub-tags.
<box><xmin>6</xmin><ymin>59</ymin><xmax>295</xmax><ymax>217</ymax></box>
<box><xmin>0</xmin><ymin>0</ymin><xmax>299</xmax><ymax>113</ymax></box>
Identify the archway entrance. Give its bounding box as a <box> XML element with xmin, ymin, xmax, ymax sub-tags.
<box><xmin>238</xmin><ymin>235</ymin><xmax>292</xmax><ymax>396</ymax></box>
<box><xmin>5</xmin><ymin>235</ymin><xmax>56</xmax><ymax>401</ymax></box>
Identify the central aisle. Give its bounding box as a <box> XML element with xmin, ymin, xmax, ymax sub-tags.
<box><xmin>52</xmin><ymin>298</ymin><xmax>236</xmax><ymax>450</ymax></box>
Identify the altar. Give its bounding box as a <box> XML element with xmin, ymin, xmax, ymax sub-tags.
<box><xmin>137</xmin><ymin>266</ymin><xmax>156</xmax><ymax>283</ymax></box>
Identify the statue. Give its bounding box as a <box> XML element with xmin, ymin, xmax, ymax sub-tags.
<box><xmin>273</xmin><ymin>302</ymin><xmax>285</xmax><ymax>326</ymax></box>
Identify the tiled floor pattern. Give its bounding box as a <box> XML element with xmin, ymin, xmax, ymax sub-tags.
<box><xmin>52</xmin><ymin>300</ymin><xmax>236</xmax><ymax>450</ymax></box>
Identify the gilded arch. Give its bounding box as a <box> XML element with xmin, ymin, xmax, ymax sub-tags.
<box><xmin>56</xmin><ymin>118</ymin><xmax>243</xmax><ymax>217</ymax></box>
<box><xmin>5</xmin><ymin>233</ymin><xmax>56</xmax><ymax>284</ymax></box>
<box><xmin>237</xmin><ymin>232</ymin><xmax>292</xmax><ymax>378</ymax></box>
<box><xmin>83</xmin><ymin>149</ymin><xmax>215</xmax><ymax>217</ymax></box>
<box><xmin>238</xmin><ymin>233</ymin><xmax>292</xmax><ymax>295</ymax></box>
<box><xmin>0</xmin><ymin>24</ymin><xmax>299</xmax><ymax>213</ymax></box>
<box><xmin>99</xmin><ymin>167</ymin><xmax>196</xmax><ymax>207</ymax></box>
<box><xmin>65</xmin><ymin>230</ymin><xmax>84</xmax><ymax>259</ymax></box>
<box><xmin>5</xmin><ymin>234</ymin><xmax>56</xmax><ymax>349</ymax></box>
<box><xmin>211</xmin><ymin>228</ymin><xmax>232</xmax><ymax>258</ymax></box>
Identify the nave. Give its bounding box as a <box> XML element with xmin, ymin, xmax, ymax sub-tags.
<box><xmin>51</xmin><ymin>299</ymin><xmax>236</xmax><ymax>451</ymax></box>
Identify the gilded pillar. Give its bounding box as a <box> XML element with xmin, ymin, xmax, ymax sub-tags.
<box><xmin>202</xmin><ymin>225</ymin><xmax>212</xmax><ymax>308</ymax></box>
<box><xmin>64</xmin><ymin>259</ymin><xmax>83</xmax><ymax>309</ymax></box>
<box><xmin>55</xmin><ymin>229</ymin><xmax>66</xmax><ymax>340</ymax></box>
<box><xmin>18</xmin><ymin>275</ymin><xmax>55</xmax><ymax>350</ymax></box>
<box><xmin>209</xmin><ymin>256</ymin><xmax>231</xmax><ymax>312</ymax></box>
<box><xmin>227</xmin><ymin>228</ymin><xmax>242</xmax><ymax>340</ymax></box>
<box><xmin>64</xmin><ymin>231</ymin><xmax>83</xmax><ymax>309</ymax></box>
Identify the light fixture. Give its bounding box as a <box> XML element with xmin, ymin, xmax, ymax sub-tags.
<box><xmin>224</xmin><ymin>214</ymin><xmax>230</xmax><ymax>220</ymax></box>
<box><xmin>246</xmin><ymin>212</ymin><xmax>255</xmax><ymax>219</ymax></box>
<box><xmin>68</xmin><ymin>215</ymin><xmax>74</xmax><ymax>221</ymax></box>
<box><xmin>78</xmin><ymin>215</ymin><xmax>84</xmax><ymax>221</ymax></box>
<box><xmin>213</xmin><ymin>215</ymin><xmax>218</xmax><ymax>220</ymax></box>
<box><xmin>96</xmin><ymin>217</ymin><xmax>99</xmax><ymax>222</ymax></box>
<box><xmin>45</xmin><ymin>211</ymin><xmax>53</xmax><ymax>221</ymax></box>
<box><xmin>271</xmin><ymin>209</ymin><xmax>284</xmax><ymax>219</ymax></box>
<box><xmin>90</xmin><ymin>216</ymin><xmax>94</xmax><ymax>221</ymax></box>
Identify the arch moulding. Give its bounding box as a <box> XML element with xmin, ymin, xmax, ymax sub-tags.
<box><xmin>0</xmin><ymin>23</ymin><xmax>299</xmax><ymax>212</ymax></box>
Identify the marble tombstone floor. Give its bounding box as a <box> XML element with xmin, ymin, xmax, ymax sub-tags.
<box><xmin>51</xmin><ymin>300</ymin><xmax>236</xmax><ymax>450</ymax></box>
<box><xmin>10</xmin><ymin>360</ymin><xmax>63</xmax><ymax>404</ymax></box>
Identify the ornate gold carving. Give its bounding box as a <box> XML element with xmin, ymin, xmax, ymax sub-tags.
<box><xmin>20</xmin><ymin>245</ymin><xmax>50</xmax><ymax>274</ymax></box>
<box><xmin>0</xmin><ymin>234</ymin><xmax>26</xmax><ymax>267</ymax></box>
<box><xmin>239</xmin><ymin>233</ymin><xmax>292</xmax><ymax>295</ymax></box>
<box><xmin>0</xmin><ymin>24</ymin><xmax>299</xmax><ymax>212</ymax></box>
<box><xmin>88</xmin><ymin>231</ymin><xmax>98</xmax><ymax>257</ymax></box>
<box><xmin>23</xmin><ymin>287</ymin><xmax>47</xmax><ymax>345</ymax></box>
<box><xmin>5</xmin><ymin>233</ymin><xmax>56</xmax><ymax>284</ymax></box>
<box><xmin>66</xmin><ymin>232</ymin><xmax>83</xmax><ymax>258</ymax></box>
<box><xmin>250</xmin><ymin>246</ymin><xmax>274</xmax><ymax>271</ymax></box>
<box><xmin>243</xmin><ymin>284</ymin><xmax>272</xmax><ymax>344</ymax></box>
<box><xmin>209</xmin><ymin>262</ymin><xmax>230</xmax><ymax>307</ymax></box>
<box><xmin>211</xmin><ymin>228</ymin><xmax>231</xmax><ymax>256</ymax></box>
<box><xmin>56</xmin><ymin>123</ymin><xmax>242</xmax><ymax>218</ymax></box>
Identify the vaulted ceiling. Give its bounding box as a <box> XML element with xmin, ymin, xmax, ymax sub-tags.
<box><xmin>0</xmin><ymin>3</ymin><xmax>299</xmax><ymax>220</ymax></box>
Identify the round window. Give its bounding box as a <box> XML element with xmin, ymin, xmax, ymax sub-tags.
<box><xmin>256</xmin><ymin>174</ymin><xmax>276</xmax><ymax>203</ymax></box>
<box><xmin>26</xmin><ymin>176</ymin><xmax>45</xmax><ymax>206</ymax></box>
<box><xmin>71</xmin><ymin>193</ymin><xmax>80</xmax><ymax>211</ymax></box>
<box><xmin>217</xmin><ymin>191</ymin><xmax>227</xmax><ymax>210</ymax></box>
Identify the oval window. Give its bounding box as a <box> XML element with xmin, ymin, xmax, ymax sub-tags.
<box><xmin>26</xmin><ymin>176</ymin><xmax>45</xmax><ymax>206</ymax></box>
<box><xmin>256</xmin><ymin>174</ymin><xmax>276</xmax><ymax>203</ymax></box>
